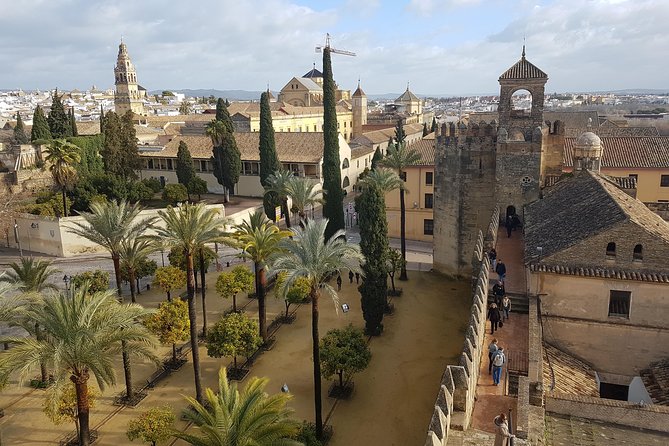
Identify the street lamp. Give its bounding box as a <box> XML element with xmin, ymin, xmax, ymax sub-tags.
<box><xmin>63</xmin><ymin>275</ymin><xmax>72</xmax><ymax>297</ymax></box>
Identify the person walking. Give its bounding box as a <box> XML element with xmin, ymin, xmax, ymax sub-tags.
<box><xmin>492</xmin><ymin>347</ymin><xmax>505</xmax><ymax>386</ymax></box>
<box><xmin>495</xmin><ymin>260</ymin><xmax>506</xmax><ymax>283</ymax></box>
<box><xmin>502</xmin><ymin>295</ymin><xmax>511</xmax><ymax>321</ymax></box>
<box><xmin>492</xmin><ymin>281</ymin><xmax>505</xmax><ymax>307</ymax></box>
<box><xmin>487</xmin><ymin>303</ymin><xmax>501</xmax><ymax>335</ymax></box>
<box><xmin>336</xmin><ymin>274</ymin><xmax>342</xmax><ymax>291</ymax></box>
<box><xmin>506</xmin><ymin>215</ymin><xmax>513</xmax><ymax>238</ymax></box>
<box><xmin>348</xmin><ymin>270</ymin><xmax>354</xmax><ymax>284</ymax></box>
<box><xmin>489</xmin><ymin>248</ymin><xmax>497</xmax><ymax>271</ymax></box>
<box><xmin>488</xmin><ymin>338</ymin><xmax>498</xmax><ymax>375</ymax></box>
<box><xmin>493</xmin><ymin>413</ymin><xmax>514</xmax><ymax>446</ymax></box>
<box><xmin>355</xmin><ymin>272</ymin><xmax>360</xmax><ymax>284</ymax></box>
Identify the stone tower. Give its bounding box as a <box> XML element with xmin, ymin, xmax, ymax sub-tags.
<box><xmin>573</xmin><ymin>124</ymin><xmax>603</xmax><ymax>173</ymax></box>
<box><xmin>433</xmin><ymin>48</ymin><xmax>549</xmax><ymax>277</ymax></box>
<box><xmin>351</xmin><ymin>81</ymin><xmax>367</xmax><ymax>139</ymax></box>
<box><xmin>495</xmin><ymin>46</ymin><xmax>547</xmax><ymax>222</ymax></box>
<box><xmin>114</xmin><ymin>40</ymin><xmax>145</xmax><ymax>116</ymax></box>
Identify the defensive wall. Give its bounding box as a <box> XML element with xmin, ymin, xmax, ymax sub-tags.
<box><xmin>424</xmin><ymin>210</ymin><xmax>499</xmax><ymax>445</ymax></box>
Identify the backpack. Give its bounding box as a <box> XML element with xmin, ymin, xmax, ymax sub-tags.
<box><xmin>493</xmin><ymin>352</ymin><xmax>505</xmax><ymax>367</ymax></box>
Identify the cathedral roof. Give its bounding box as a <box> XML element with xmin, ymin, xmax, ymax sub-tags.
<box><xmin>352</xmin><ymin>85</ymin><xmax>366</xmax><ymax>98</ymax></box>
<box><xmin>303</xmin><ymin>67</ymin><xmax>323</xmax><ymax>78</ymax></box>
<box><xmin>499</xmin><ymin>47</ymin><xmax>548</xmax><ymax>80</ymax></box>
<box><xmin>396</xmin><ymin>88</ymin><xmax>420</xmax><ymax>103</ymax></box>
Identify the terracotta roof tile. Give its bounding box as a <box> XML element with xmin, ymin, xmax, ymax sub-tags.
<box><xmin>543</xmin><ymin>343</ymin><xmax>599</xmax><ymax>397</ymax></box>
<box><xmin>640</xmin><ymin>358</ymin><xmax>669</xmax><ymax>405</ymax></box>
<box><xmin>499</xmin><ymin>56</ymin><xmax>548</xmax><ymax>80</ymax></box>
<box><xmin>411</xmin><ymin>139</ymin><xmax>435</xmax><ymax>165</ymax></box>
<box><xmin>529</xmin><ymin>263</ymin><xmax>669</xmax><ymax>283</ymax></box>
<box><xmin>564</xmin><ymin>136</ymin><xmax>669</xmax><ymax>168</ymax></box>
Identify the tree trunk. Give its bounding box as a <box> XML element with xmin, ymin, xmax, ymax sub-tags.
<box><xmin>339</xmin><ymin>370</ymin><xmax>343</xmax><ymax>388</ymax></box>
<box><xmin>167</xmin><ymin>290</ymin><xmax>172</xmax><ymax>302</ymax></box>
<box><xmin>285</xmin><ymin>301</ymin><xmax>290</xmax><ymax>318</ymax></box>
<box><xmin>113</xmin><ymin>255</ymin><xmax>134</xmax><ymax>401</ymax></box>
<box><xmin>199</xmin><ymin>247</ymin><xmax>208</xmax><ymax>337</ymax></box>
<box><xmin>298</xmin><ymin>211</ymin><xmax>306</xmax><ymax>229</ymax></box>
<box><xmin>311</xmin><ymin>289</ymin><xmax>323</xmax><ymax>439</ymax></box>
<box><xmin>186</xmin><ymin>251</ymin><xmax>204</xmax><ymax>404</ymax></box>
<box><xmin>129</xmin><ymin>270</ymin><xmax>137</xmax><ymax>303</ymax></box>
<box><xmin>390</xmin><ymin>273</ymin><xmax>396</xmax><ymax>293</ymax></box>
<box><xmin>399</xmin><ymin>186</ymin><xmax>408</xmax><ymax>281</ymax></box>
<box><xmin>258</xmin><ymin>266</ymin><xmax>267</xmax><ymax>343</ymax></box>
<box><xmin>233</xmin><ymin>355</ymin><xmax>237</xmax><ymax>370</ymax></box>
<box><xmin>136</xmin><ymin>277</ymin><xmax>141</xmax><ymax>295</ymax></box>
<box><xmin>282</xmin><ymin>199</ymin><xmax>291</xmax><ymax>228</ymax></box>
<box><xmin>71</xmin><ymin>371</ymin><xmax>90</xmax><ymax>446</ymax></box>
<box><xmin>172</xmin><ymin>343</ymin><xmax>177</xmax><ymax>363</ymax></box>
<box><xmin>233</xmin><ymin>294</ymin><xmax>237</xmax><ymax>313</ymax></box>
<box><xmin>61</xmin><ymin>187</ymin><xmax>68</xmax><ymax>218</ymax></box>
<box><xmin>36</xmin><ymin>323</ymin><xmax>48</xmax><ymax>383</ymax></box>
<box><xmin>194</xmin><ymin>268</ymin><xmax>199</xmax><ymax>291</ymax></box>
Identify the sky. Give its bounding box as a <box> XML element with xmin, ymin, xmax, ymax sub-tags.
<box><xmin>1</xmin><ymin>0</ymin><xmax>667</xmax><ymax>96</ymax></box>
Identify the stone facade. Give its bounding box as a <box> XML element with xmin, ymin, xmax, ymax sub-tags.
<box><xmin>114</xmin><ymin>40</ymin><xmax>146</xmax><ymax>116</ymax></box>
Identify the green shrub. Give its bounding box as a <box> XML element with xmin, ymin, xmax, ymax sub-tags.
<box><xmin>162</xmin><ymin>183</ymin><xmax>188</xmax><ymax>205</ymax></box>
<box><xmin>141</xmin><ymin>177</ymin><xmax>162</xmax><ymax>193</ymax></box>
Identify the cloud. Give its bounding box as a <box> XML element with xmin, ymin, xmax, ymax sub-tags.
<box><xmin>406</xmin><ymin>0</ymin><xmax>482</xmax><ymax>16</ymax></box>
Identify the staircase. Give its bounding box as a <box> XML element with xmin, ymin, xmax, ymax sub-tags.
<box><xmin>487</xmin><ymin>292</ymin><xmax>529</xmax><ymax>314</ymax></box>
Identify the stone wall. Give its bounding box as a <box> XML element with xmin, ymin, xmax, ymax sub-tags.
<box><xmin>545</xmin><ymin>393</ymin><xmax>669</xmax><ymax>433</ymax></box>
<box><xmin>646</xmin><ymin>201</ymin><xmax>669</xmax><ymax>221</ymax></box>
<box><xmin>433</xmin><ymin>122</ymin><xmax>497</xmax><ymax>276</ymax></box>
<box><xmin>425</xmin><ymin>211</ymin><xmax>497</xmax><ymax>446</ymax></box>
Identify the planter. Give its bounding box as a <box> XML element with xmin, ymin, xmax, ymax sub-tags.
<box><xmin>279</xmin><ymin>314</ymin><xmax>296</xmax><ymax>324</ymax></box>
<box><xmin>166</xmin><ymin>358</ymin><xmax>187</xmax><ymax>371</ymax></box>
<box><xmin>60</xmin><ymin>430</ymin><xmax>98</xmax><ymax>446</ymax></box>
<box><xmin>262</xmin><ymin>337</ymin><xmax>277</xmax><ymax>351</ymax></box>
<box><xmin>384</xmin><ymin>303</ymin><xmax>395</xmax><ymax>315</ymax></box>
<box><xmin>113</xmin><ymin>390</ymin><xmax>148</xmax><ymax>407</ymax></box>
<box><xmin>227</xmin><ymin>367</ymin><xmax>250</xmax><ymax>382</ymax></box>
<box><xmin>387</xmin><ymin>288</ymin><xmax>403</xmax><ymax>297</ymax></box>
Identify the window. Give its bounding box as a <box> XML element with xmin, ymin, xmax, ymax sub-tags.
<box><xmin>661</xmin><ymin>175</ymin><xmax>669</xmax><ymax>187</ymax></box>
<box><xmin>608</xmin><ymin>290</ymin><xmax>630</xmax><ymax>318</ymax></box>
<box><xmin>633</xmin><ymin>244</ymin><xmax>643</xmax><ymax>260</ymax></box>
<box><xmin>425</xmin><ymin>193</ymin><xmax>434</xmax><ymax>209</ymax></box>
<box><xmin>342</xmin><ymin>158</ymin><xmax>349</xmax><ymax>169</ymax></box>
<box><xmin>426</xmin><ymin>172</ymin><xmax>433</xmax><ymax>185</ymax></box>
<box><xmin>606</xmin><ymin>242</ymin><xmax>616</xmax><ymax>257</ymax></box>
<box><xmin>314</xmin><ymin>125</ymin><xmax>317</xmax><ymax>132</ymax></box>
<box><xmin>166</xmin><ymin>159</ymin><xmax>173</xmax><ymax>170</ymax></box>
<box><xmin>342</xmin><ymin>176</ymin><xmax>350</xmax><ymax>188</ymax></box>
<box><xmin>242</xmin><ymin>162</ymin><xmax>260</xmax><ymax>176</ymax></box>
<box><xmin>424</xmin><ymin>219</ymin><xmax>434</xmax><ymax>235</ymax></box>
<box><xmin>628</xmin><ymin>174</ymin><xmax>638</xmax><ymax>182</ymax></box>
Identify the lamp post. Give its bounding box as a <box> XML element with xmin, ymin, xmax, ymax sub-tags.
<box><xmin>160</xmin><ymin>248</ymin><xmax>165</xmax><ymax>267</ymax></box>
<box><xmin>63</xmin><ymin>275</ymin><xmax>72</xmax><ymax>297</ymax></box>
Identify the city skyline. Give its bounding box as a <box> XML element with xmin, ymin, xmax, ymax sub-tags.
<box><xmin>1</xmin><ymin>0</ymin><xmax>667</xmax><ymax>95</ymax></box>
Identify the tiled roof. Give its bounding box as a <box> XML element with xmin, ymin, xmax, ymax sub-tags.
<box><xmin>606</xmin><ymin>175</ymin><xmax>636</xmax><ymax>189</ymax></box>
<box><xmin>564</xmin><ymin>136</ymin><xmax>669</xmax><ymax>168</ymax></box>
<box><xmin>499</xmin><ymin>56</ymin><xmax>548</xmax><ymax>80</ymax></box>
<box><xmin>355</xmin><ymin>123</ymin><xmax>425</xmax><ymax>146</ymax></box>
<box><xmin>75</xmin><ymin>121</ymin><xmax>101</xmax><ymax>136</ymax></box>
<box><xmin>524</xmin><ymin>170</ymin><xmax>669</xmax><ymax>261</ymax></box>
<box><xmin>143</xmin><ymin>114</ymin><xmax>212</xmax><ymax>127</ymax></box>
<box><xmin>543</xmin><ymin>343</ymin><xmax>599</xmax><ymax>397</ymax></box>
<box><xmin>352</xmin><ymin>85</ymin><xmax>366</xmax><ymax>98</ymax></box>
<box><xmin>597</xmin><ymin>126</ymin><xmax>659</xmax><ymax>137</ymax></box>
<box><xmin>640</xmin><ymin>358</ymin><xmax>669</xmax><ymax>405</ymax></box>
<box><xmin>0</xmin><ymin>129</ymin><xmax>14</xmax><ymax>145</ymax></box>
<box><xmin>529</xmin><ymin>263</ymin><xmax>669</xmax><ymax>283</ymax></box>
<box><xmin>350</xmin><ymin>145</ymin><xmax>375</xmax><ymax>159</ymax></box>
<box><xmin>139</xmin><ymin>132</ymin><xmax>326</xmax><ymax>164</ymax></box>
<box><xmin>295</xmin><ymin>77</ymin><xmax>322</xmax><ymax>92</ymax></box>
<box><xmin>303</xmin><ymin>67</ymin><xmax>323</xmax><ymax>78</ymax></box>
<box><xmin>411</xmin><ymin>139</ymin><xmax>435</xmax><ymax>165</ymax></box>
<box><xmin>396</xmin><ymin>88</ymin><xmax>420</xmax><ymax>103</ymax></box>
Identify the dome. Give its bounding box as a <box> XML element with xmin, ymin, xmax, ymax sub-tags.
<box><xmin>575</xmin><ymin>131</ymin><xmax>601</xmax><ymax>148</ymax></box>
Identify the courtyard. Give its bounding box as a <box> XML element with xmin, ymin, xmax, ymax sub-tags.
<box><xmin>0</xmin><ymin>264</ymin><xmax>471</xmax><ymax>445</ymax></box>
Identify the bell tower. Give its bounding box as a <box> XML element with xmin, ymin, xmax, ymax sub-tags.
<box><xmin>351</xmin><ymin>80</ymin><xmax>367</xmax><ymax>139</ymax></box>
<box><xmin>114</xmin><ymin>39</ymin><xmax>145</xmax><ymax>116</ymax></box>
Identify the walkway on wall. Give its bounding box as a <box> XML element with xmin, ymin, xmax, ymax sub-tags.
<box><xmin>470</xmin><ymin>228</ymin><xmax>529</xmax><ymax>434</ymax></box>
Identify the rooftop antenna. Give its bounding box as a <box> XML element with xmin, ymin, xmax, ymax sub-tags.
<box><xmin>407</xmin><ymin>81</ymin><xmax>410</xmax><ymax>91</ymax></box>
<box><xmin>522</xmin><ymin>35</ymin><xmax>526</xmax><ymax>59</ymax></box>
<box><xmin>315</xmin><ymin>33</ymin><xmax>356</xmax><ymax>57</ymax></box>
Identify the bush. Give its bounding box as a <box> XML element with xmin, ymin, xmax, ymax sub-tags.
<box><xmin>141</xmin><ymin>177</ymin><xmax>162</xmax><ymax>193</ymax></box>
<box><xmin>127</xmin><ymin>181</ymin><xmax>154</xmax><ymax>203</ymax></box>
<box><xmin>71</xmin><ymin>270</ymin><xmax>110</xmax><ymax>294</ymax></box>
<box><xmin>162</xmin><ymin>183</ymin><xmax>188</xmax><ymax>204</ymax></box>
<box><xmin>295</xmin><ymin>422</ymin><xmax>323</xmax><ymax>446</ymax></box>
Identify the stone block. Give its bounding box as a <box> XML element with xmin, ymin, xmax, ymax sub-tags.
<box><xmin>449</xmin><ymin>365</ymin><xmax>469</xmax><ymax>412</ymax></box>
<box><xmin>424</xmin><ymin>430</ymin><xmax>442</xmax><ymax>446</ymax></box>
<box><xmin>441</xmin><ymin>368</ymin><xmax>455</xmax><ymax>396</ymax></box>
<box><xmin>437</xmin><ymin>385</ymin><xmax>453</xmax><ymax>417</ymax></box>
<box><xmin>463</xmin><ymin>337</ymin><xmax>475</xmax><ymax>363</ymax></box>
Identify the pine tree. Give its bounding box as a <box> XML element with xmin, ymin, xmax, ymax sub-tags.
<box><xmin>430</xmin><ymin>117</ymin><xmax>437</xmax><ymax>133</ymax></box>
<box><xmin>176</xmin><ymin>140</ymin><xmax>196</xmax><ymax>188</ymax></box>
<box><xmin>31</xmin><ymin>105</ymin><xmax>52</xmax><ymax>141</ymax></box>
<box><xmin>259</xmin><ymin>91</ymin><xmax>280</xmax><ymax>220</ymax></box>
<box><xmin>356</xmin><ymin>184</ymin><xmax>389</xmax><ymax>335</ymax></box>
<box><xmin>47</xmin><ymin>90</ymin><xmax>71</xmax><ymax>138</ymax></box>
<box><xmin>13</xmin><ymin>112</ymin><xmax>29</xmax><ymax>144</ymax></box>
<box><xmin>70</xmin><ymin>108</ymin><xmax>78</xmax><ymax>137</ymax></box>
<box><xmin>321</xmin><ymin>47</ymin><xmax>345</xmax><ymax>240</ymax></box>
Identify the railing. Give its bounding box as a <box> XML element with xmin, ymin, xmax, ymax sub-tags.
<box><xmin>507</xmin><ymin>350</ymin><xmax>529</xmax><ymax>375</ymax></box>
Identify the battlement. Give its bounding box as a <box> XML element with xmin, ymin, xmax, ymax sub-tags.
<box><xmin>435</xmin><ymin>121</ymin><xmax>499</xmax><ymax>153</ymax></box>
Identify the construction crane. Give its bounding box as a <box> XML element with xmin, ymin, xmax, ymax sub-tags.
<box><xmin>315</xmin><ymin>33</ymin><xmax>356</xmax><ymax>57</ymax></box>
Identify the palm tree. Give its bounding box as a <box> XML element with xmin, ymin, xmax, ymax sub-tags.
<box><xmin>272</xmin><ymin>219</ymin><xmax>364</xmax><ymax>439</ymax></box>
<box><xmin>380</xmin><ymin>142</ymin><xmax>421</xmax><ymax>281</ymax></box>
<box><xmin>174</xmin><ymin>368</ymin><xmax>301</xmax><ymax>446</ymax></box>
<box><xmin>0</xmin><ymin>257</ymin><xmax>60</xmax><ymax>383</ymax></box>
<box><xmin>120</xmin><ymin>237</ymin><xmax>157</xmax><ymax>303</ymax></box>
<box><xmin>0</xmin><ymin>286</ymin><xmax>157</xmax><ymax>446</ymax></box>
<box><xmin>359</xmin><ymin>168</ymin><xmax>403</xmax><ymax>194</ymax></box>
<box><xmin>264</xmin><ymin>170</ymin><xmax>294</xmax><ymax>228</ymax></box>
<box><xmin>154</xmin><ymin>203</ymin><xmax>227</xmax><ymax>404</ymax></box>
<box><xmin>68</xmin><ymin>200</ymin><xmax>156</xmax><ymax>401</ymax></box>
<box><xmin>231</xmin><ymin>211</ymin><xmax>289</xmax><ymax>344</ymax></box>
<box><xmin>285</xmin><ymin>176</ymin><xmax>323</xmax><ymax>226</ymax></box>
<box><xmin>43</xmin><ymin>139</ymin><xmax>81</xmax><ymax>217</ymax></box>
<box><xmin>205</xmin><ymin>119</ymin><xmax>227</xmax><ymax>147</ymax></box>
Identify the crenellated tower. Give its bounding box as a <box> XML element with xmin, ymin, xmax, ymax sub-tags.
<box><xmin>114</xmin><ymin>39</ymin><xmax>145</xmax><ymax>116</ymax></box>
<box><xmin>433</xmin><ymin>47</ymin><xmax>550</xmax><ymax>277</ymax></box>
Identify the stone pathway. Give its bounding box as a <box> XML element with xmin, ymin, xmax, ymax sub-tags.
<box><xmin>470</xmin><ymin>228</ymin><xmax>528</xmax><ymax>434</ymax></box>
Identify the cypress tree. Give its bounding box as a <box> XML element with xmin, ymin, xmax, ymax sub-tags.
<box><xmin>215</xmin><ymin>98</ymin><xmax>233</xmax><ymax>132</ymax></box>
<box><xmin>176</xmin><ymin>140</ymin><xmax>196</xmax><ymax>188</ymax></box>
<box><xmin>422</xmin><ymin>122</ymin><xmax>428</xmax><ymax>137</ymax></box>
<box><xmin>371</xmin><ymin>147</ymin><xmax>382</xmax><ymax>171</ymax></box>
<box><xmin>119</xmin><ymin>111</ymin><xmax>141</xmax><ymax>179</ymax></box>
<box><xmin>99</xmin><ymin>105</ymin><xmax>105</xmax><ymax>135</ymax></box>
<box><xmin>225</xmin><ymin>98</ymin><xmax>230</xmax><ymax>107</ymax></box>
<box><xmin>430</xmin><ymin>117</ymin><xmax>437</xmax><ymax>133</ymax></box>
<box><xmin>47</xmin><ymin>90</ymin><xmax>71</xmax><ymax>138</ymax></box>
<box><xmin>31</xmin><ymin>105</ymin><xmax>52</xmax><ymax>142</ymax></box>
<box><xmin>13</xmin><ymin>112</ymin><xmax>29</xmax><ymax>144</ymax></box>
<box><xmin>70</xmin><ymin>108</ymin><xmax>78</xmax><ymax>137</ymax></box>
<box><xmin>212</xmin><ymin>129</ymin><xmax>241</xmax><ymax>200</ymax></box>
<box><xmin>259</xmin><ymin>91</ymin><xmax>280</xmax><ymax>220</ymax></box>
<box><xmin>394</xmin><ymin>119</ymin><xmax>406</xmax><ymax>146</ymax></box>
<box><xmin>321</xmin><ymin>47</ymin><xmax>345</xmax><ymax>239</ymax></box>
<box><xmin>356</xmin><ymin>184</ymin><xmax>389</xmax><ymax>335</ymax></box>
<box><xmin>101</xmin><ymin>111</ymin><xmax>123</xmax><ymax>176</ymax></box>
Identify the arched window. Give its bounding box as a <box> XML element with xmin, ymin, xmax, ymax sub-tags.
<box><xmin>606</xmin><ymin>242</ymin><xmax>616</xmax><ymax>257</ymax></box>
<box><xmin>633</xmin><ymin>244</ymin><xmax>643</xmax><ymax>260</ymax></box>
<box><xmin>342</xmin><ymin>158</ymin><xmax>349</xmax><ymax>169</ymax></box>
<box><xmin>342</xmin><ymin>176</ymin><xmax>350</xmax><ymax>188</ymax></box>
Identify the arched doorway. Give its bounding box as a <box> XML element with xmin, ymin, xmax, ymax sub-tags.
<box><xmin>506</xmin><ymin>205</ymin><xmax>516</xmax><ymax>219</ymax></box>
